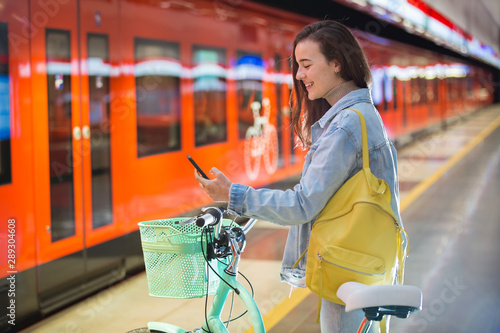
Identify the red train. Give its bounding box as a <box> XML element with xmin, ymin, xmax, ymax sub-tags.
<box><xmin>0</xmin><ymin>0</ymin><xmax>494</xmax><ymax>330</ymax></box>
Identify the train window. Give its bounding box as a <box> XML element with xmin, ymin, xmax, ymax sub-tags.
<box><xmin>288</xmin><ymin>66</ymin><xmax>296</xmax><ymax>164</ymax></box>
<box><xmin>392</xmin><ymin>78</ymin><xmax>398</xmax><ymax>110</ymax></box>
<box><xmin>433</xmin><ymin>78</ymin><xmax>439</xmax><ymax>102</ymax></box>
<box><xmin>420</xmin><ymin>78</ymin><xmax>427</xmax><ymax>105</ymax></box>
<box><xmin>414</xmin><ymin>78</ymin><xmax>421</xmax><ymax>105</ymax></box>
<box><xmin>135</xmin><ymin>38</ymin><xmax>181</xmax><ymax>157</ymax></box>
<box><xmin>274</xmin><ymin>54</ymin><xmax>283</xmax><ymax>168</ymax></box>
<box><xmin>467</xmin><ymin>76</ymin><xmax>473</xmax><ymax>97</ymax></box>
<box><xmin>0</xmin><ymin>22</ymin><xmax>11</xmax><ymax>186</ymax></box>
<box><xmin>46</xmin><ymin>29</ymin><xmax>75</xmax><ymax>242</ymax></box>
<box><xmin>402</xmin><ymin>80</ymin><xmax>407</xmax><ymax>126</ymax></box>
<box><xmin>192</xmin><ymin>46</ymin><xmax>227</xmax><ymax>147</ymax></box>
<box><xmin>88</xmin><ymin>34</ymin><xmax>113</xmax><ymax>229</ymax></box>
<box><xmin>371</xmin><ymin>68</ymin><xmax>383</xmax><ymax>110</ymax></box>
<box><xmin>236</xmin><ymin>50</ymin><xmax>263</xmax><ymax>139</ymax></box>
<box><xmin>410</xmin><ymin>79</ymin><xmax>416</xmax><ymax>105</ymax></box>
<box><xmin>382</xmin><ymin>77</ymin><xmax>388</xmax><ymax>111</ymax></box>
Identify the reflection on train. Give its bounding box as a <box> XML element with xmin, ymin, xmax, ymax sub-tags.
<box><xmin>0</xmin><ymin>0</ymin><xmax>494</xmax><ymax>331</ymax></box>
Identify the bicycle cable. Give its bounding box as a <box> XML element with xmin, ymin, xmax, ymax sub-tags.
<box><xmin>200</xmin><ymin>227</ymin><xmax>239</xmax><ymax>294</ymax></box>
<box><xmin>221</xmin><ymin>271</ymin><xmax>254</xmax><ymax>324</ymax></box>
<box><xmin>201</xmin><ymin>227</ymin><xmax>212</xmax><ymax>333</ymax></box>
<box><xmin>229</xmin><ymin>214</ymin><xmax>238</xmax><ymax>229</ymax></box>
<box><xmin>200</xmin><ymin>226</ymin><xmax>237</xmax><ymax>333</ymax></box>
<box><xmin>199</xmin><ymin>225</ymin><xmax>256</xmax><ymax>330</ymax></box>
<box><xmin>226</xmin><ymin>290</ymin><xmax>235</xmax><ymax>329</ymax></box>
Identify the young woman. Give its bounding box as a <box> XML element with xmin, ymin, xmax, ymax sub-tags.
<box><xmin>195</xmin><ymin>20</ymin><xmax>401</xmax><ymax>332</ymax></box>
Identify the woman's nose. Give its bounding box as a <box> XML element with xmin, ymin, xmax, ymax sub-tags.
<box><xmin>296</xmin><ymin>67</ymin><xmax>305</xmax><ymax>80</ymax></box>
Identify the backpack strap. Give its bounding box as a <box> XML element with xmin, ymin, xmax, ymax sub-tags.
<box><xmin>345</xmin><ymin>108</ymin><xmax>369</xmax><ymax>170</ymax></box>
<box><xmin>292</xmin><ymin>249</ymin><xmax>307</xmax><ymax>269</ymax></box>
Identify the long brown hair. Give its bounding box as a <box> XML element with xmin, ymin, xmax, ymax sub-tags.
<box><xmin>291</xmin><ymin>20</ymin><xmax>372</xmax><ymax>147</ymax></box>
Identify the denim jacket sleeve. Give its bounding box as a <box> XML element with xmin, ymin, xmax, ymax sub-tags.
<box><xmin>228</xmin><ymin>124</ymin><xmax>358</xmax><ymax>226</ymax></box>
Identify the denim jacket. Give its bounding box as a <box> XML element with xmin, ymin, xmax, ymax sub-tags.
<box><xmin>228</xmin><ymin>88</ymin><xmax>402</xmax><ymax>287</ymax></box>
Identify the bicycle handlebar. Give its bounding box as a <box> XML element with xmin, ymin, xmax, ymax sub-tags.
<box><xmin>180</xmin><ymin>206</ymin><xmax>258</xmax><ymax>236</ymax></box>
<box><xmin>177</xmin><ymin>207</ymin><xmax>261</xmax><ymax>290</ymax></box>
<box><xmin>241</xmin><ymin>218</ymin><xmax>258</xmax><ymax>234</ymax></box>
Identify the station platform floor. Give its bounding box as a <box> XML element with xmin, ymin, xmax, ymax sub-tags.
<box><xmin>22</xmin><ymin>104</ymin><xmax>500</xmax><ymax>333</ymax></box>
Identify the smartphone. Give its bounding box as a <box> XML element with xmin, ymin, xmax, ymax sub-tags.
<box><xmin>187</xmin><ymin>154</ymin><xmax>209</xmax><ymax>179</ymax></box>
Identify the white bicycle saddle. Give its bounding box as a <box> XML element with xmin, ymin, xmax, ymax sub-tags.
<box><xmin>337</xmin><ymin>282</ymin><xmax>422</xmax><ymax>313</ymax></box>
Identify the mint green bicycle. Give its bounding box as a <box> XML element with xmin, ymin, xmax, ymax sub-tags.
<box><xmin>128</xmin><ymin>206</ymin><xmax>422</xmax><ymax>333</ymax></box>
<box><xmin>128</xmin><ymin>207</ymin><xmax>264</xmax><ymax>333</ymax></box>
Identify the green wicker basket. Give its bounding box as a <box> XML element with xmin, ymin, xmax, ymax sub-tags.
<box><xmin>138</xmin><ymin>218</ymin><xmax>229</xmax><ymax>298</ymax></box>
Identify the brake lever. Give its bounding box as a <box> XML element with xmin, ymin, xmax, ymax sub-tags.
<box><xmin>178</xmin><ymin>217</ymin><xmax>197</xmax><ymax>226</ymax></box>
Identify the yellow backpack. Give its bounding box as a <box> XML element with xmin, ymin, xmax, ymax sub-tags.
<box><xmin>293</xmin><ymin>109</ymin><xmax>408</xmax><ymax>322</ymax></box>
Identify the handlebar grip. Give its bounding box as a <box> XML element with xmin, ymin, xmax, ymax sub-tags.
<box><xmin>195</xmin><ymin>207</ymin><xmax>223</xmax><ymax>227</ymax></box>
<box><xmin>195</xmin><ymin>214</ymin><xmax>216</xmax><ymax>227</ymax></box>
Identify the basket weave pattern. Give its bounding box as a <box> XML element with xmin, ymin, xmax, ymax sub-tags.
<box><xmin>138</xmin><ymin>218</ymin><xmax>220</xmax><ymax>298</ymax></box>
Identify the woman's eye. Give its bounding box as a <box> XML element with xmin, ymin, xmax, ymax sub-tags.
<box><xmin>304</xmin><ymin>65</ymin><xmax>311</xmax><ymax>69</ymax></box>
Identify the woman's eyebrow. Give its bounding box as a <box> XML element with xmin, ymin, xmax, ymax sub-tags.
<box><xmin>298</xmin><ymin>58</ymin><xmax>312</xmax><ymax>63</ymax></box>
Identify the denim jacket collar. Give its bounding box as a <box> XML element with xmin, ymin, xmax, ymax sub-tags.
<box><xmin>312</xmin><ymin>88</ymin><xmax>373</xmax><ymax>143</ymax></box>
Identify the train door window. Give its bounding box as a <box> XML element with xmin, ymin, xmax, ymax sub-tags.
<box><xmin>46</xmin><ymin>29</ymin><xmax>75</xmax><ymax>242</ymax></box>
<box><xmin>88</xmin><ymin>34</ymin><xmax>113</xmax><ymax>229</ymax></box>
<box><xmin>0</xmin><ymin>22</ymin><xmax>11</xmax><ymax>186</ymax></box>
<box><xmin>135</xmin><ymin>38</ymin><xmax>181</xmax><ymax>157</ymax></box>
<box><xmin>192</xmin><ymin>46</ymin><xmax>227</xmax><ymax>146</ymax></box>
<box><xmin>236</xmin><ymin>50</ymin><xmax>263</xmax><ymax>138</ymax></box>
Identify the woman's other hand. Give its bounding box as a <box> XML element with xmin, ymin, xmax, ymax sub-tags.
<box><xmin>194</xmin><ymin>167</ymin><xmax>231</xmax><ymax>202</ymax></box>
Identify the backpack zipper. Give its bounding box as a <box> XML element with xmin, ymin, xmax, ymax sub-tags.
<box><xmin>318</xmin><ymin>253</ymin><xmax>386</xmax><ymax>276</ymax></box>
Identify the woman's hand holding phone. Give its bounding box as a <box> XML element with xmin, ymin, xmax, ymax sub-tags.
<box><xmin>189</xmin><ymin>155</ymin><xmax>232</xmax><ymax>202</ymax></box>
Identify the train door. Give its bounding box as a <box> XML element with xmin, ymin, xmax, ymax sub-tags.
<box><xmin>31</xmin><ymin>0</ymin><xmax>85</xmax><ymax>309</ymax></box>
<box><xmin>31</xmin><ymin>0</ymin><xmax>121</xmax><ymax>310</ymax></box>
<box><xmin>78</xmin><ymin>0</ymin><xmax>126</xmax><ymax>286</ymax></box>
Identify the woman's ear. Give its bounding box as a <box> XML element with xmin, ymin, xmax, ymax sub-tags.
<box><xmin>329</xmin><ymin>59</ymin><xmax>341</xmax><ymax>74</ymax></box>
<box><xmin>333</xmin><ymin>60</ymin><xmax>341</xmax><ymax>74</ymax></box>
